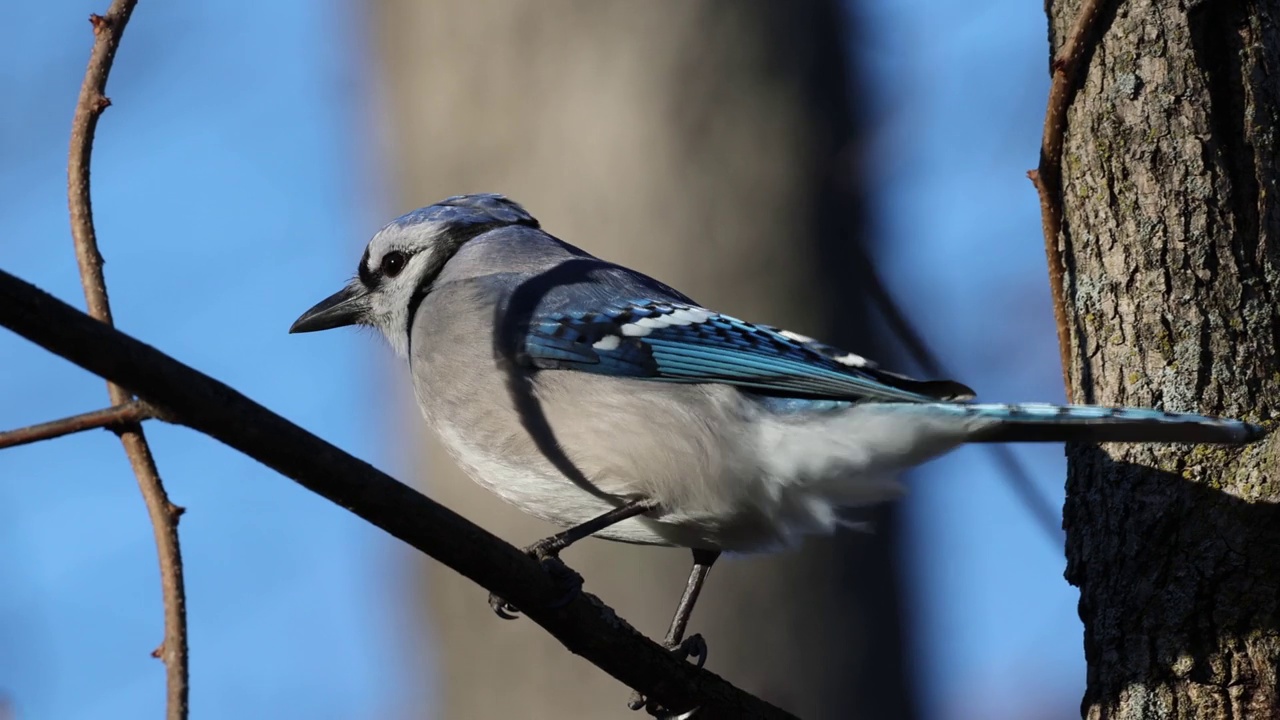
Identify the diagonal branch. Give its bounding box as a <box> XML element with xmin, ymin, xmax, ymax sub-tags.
<box><xmin>1028</xmin><ymin>0</ymin><xmax>1111</xmax><ymax>403</ymax></box>
<box><xmin>0</xmin><ymin>268</ymin><xmax>795</xmax><ymax>720</ymax></box>
<box><xmin>66</xmin><ymin>2</ymin><xmax>188</xmax><ymax>718</ymax></box>
<box><xmin>0</xmin><ymin>401</ymin><xmax>156</xmax><ymax>450</ymax></box>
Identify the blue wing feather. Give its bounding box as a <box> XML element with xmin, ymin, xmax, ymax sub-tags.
<box><xmin>521</xmin><ymin>299</ymin><xmax>972</xmax><ymax>403</ymax></box>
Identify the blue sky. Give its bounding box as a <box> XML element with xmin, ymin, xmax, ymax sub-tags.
<box><xmin>0</xmin><ymin>1</ymin><xmax>1078</xmax><ymax>718</ymax></box>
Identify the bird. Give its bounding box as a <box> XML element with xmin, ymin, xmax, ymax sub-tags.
<box><xmin>290</xmin><ymin>193</ymin><xmax>1265</xmax><ymax>707</ymax></box>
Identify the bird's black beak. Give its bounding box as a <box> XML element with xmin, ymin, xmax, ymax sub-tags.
<box><xmin>289</xmin><ymin>282</ymin><xmax>370</xmax><ymax>334</ymax></box>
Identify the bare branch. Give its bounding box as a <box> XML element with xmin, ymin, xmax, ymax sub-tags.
<box><xmin>0</xmin><ymin>401</ymin><xmax>155</xmax><ymax>450</ymax></box>
<box><xmin>1029</xmin><ymin>0</ymin><xmax>1111</xmax><ymax>403</ymax></box>
<box><xmin>69</xmin><ymin>4</ymin><xmax>134</xmax><ymax>298</ymax></box>
<box><xmin>0</xmin><ymin>269</ymin><xmax>795</xmax><ymax>719</ymax></box>
<box><xmin>66</xmin><ymin>2</ymin><xmax>188</xmax><ymax>718</ymax></box>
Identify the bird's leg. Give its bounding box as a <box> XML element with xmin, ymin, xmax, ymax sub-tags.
<box><xmin>660</xmin><ymin>548</ymin><xmax>720</xmax><ymax>657</ymax></box>
<box><xmin>489</xmin><ymin>497</ymin><xmax>660</xmax><ymax>619</ymax></box>
<box><xmin>627</xmin><ymin>549</ymin><xmax>721</xmax><ymax>716</ymax></box>
<box><xmin>526</xmin><ymin>497</ymin><xmax>662</xmax><ymax>560</ymax></box>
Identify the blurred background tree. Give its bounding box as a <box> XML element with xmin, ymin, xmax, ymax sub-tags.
<box><xmin>371</xmin><ymin>1</ymin><xmax>911</xmax><ymax>717</ymax></box>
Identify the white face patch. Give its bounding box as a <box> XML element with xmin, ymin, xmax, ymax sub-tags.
<box><xmin>355</xmin><ymin>223</ymin><xmax>452</xmax><ymax>358</ymax></box>
<box><xmin>592</xmin><ymin>334</ymin><xmax>622</xmax><ymax>351</ymax></box>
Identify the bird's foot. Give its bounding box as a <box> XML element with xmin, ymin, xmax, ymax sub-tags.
<box><xmin>668</xmin><ymin>634</ymin><xmax>708</xmax><ymax>669</ymax></box>
<box><xmin>488</xmin><ymin>542</ymin><xmax>584</xmax><ymax>620</ymax></box>
<box><xmin>626</xmin><ymin>634</ymin><xmax>708</xmax><ymax>717</ymax></box>
<box><xmin>488</xmin><ymin>591</ymin><xmax>521</xmax><ymax>620</ymax></box>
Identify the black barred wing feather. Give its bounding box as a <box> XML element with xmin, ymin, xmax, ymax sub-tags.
<box><xmin>520</xmin><ymin>300</ymin><xmax>973</xmax><ymax>403</ymax></box>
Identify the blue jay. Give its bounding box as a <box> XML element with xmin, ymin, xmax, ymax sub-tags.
<box><xmin>290</xmin><ymin>193</ymin><xmax>1263</xmax><ymax>676</ymax></box>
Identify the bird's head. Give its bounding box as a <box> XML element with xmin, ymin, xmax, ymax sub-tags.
<box><xmin>289</xmin><ymin>193</ymin><xmax>538</xmax><ymax>355</ymax></box>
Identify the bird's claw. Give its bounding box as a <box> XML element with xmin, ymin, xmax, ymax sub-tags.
<box><xmin>488</xmin><ymin>592</ymin><xmax>521</xmax><ymax>619</ymax></box>
<box><xmin>673</xmin><ymin>633</ymin><xmax>708</xmax><ymax>668</ymax></box>
<box><xmin>488</xmin><ymin>545</ymin><xmax>583</xmax><ymax>620</ymax></box>
<box><xmin>626</xmin><ymin>634</ymin><xmax>708</xmax><ymax>716</ymax></box>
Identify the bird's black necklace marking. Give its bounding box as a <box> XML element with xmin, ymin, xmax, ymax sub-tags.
<box><xmin>403</xmin><ymin>219</ymin><xmax>537</xmax><ymax>353</ymax></box>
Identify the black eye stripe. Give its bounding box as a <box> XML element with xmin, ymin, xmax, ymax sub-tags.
<box><xmin>357</xmin><ymin>246</ymin><xmax>375</xmax><ymax>287</ymax></box>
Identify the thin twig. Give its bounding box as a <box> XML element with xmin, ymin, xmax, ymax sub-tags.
<box><xmin>0</xmin><ymin>268</ymin><xmax>794</xmax><ymax>719</ymax></box>
<box><xmin>0</xmin><ymin>401</ymin><xmax>154</xmax><ymax>450</ymax></box>
<box><xmin>857</xmin><ymin>255</ymin><xmax>1064</xmax><ymax>545</ymax></box>
<box><xmin>67</xmin><ymin>3</ymin><xmax>189</xmax><ymax>719</ymax></box>
<box><xmin>1029</xmin><ymin>0</ymin><xmax>1111</xmax><ymax>403</ymax></box>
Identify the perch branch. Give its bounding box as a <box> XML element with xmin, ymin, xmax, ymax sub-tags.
<box><xmin>1029</xmin><ymin>0</ymin><xmax>1110</xmax><ymax>403</ymax></box>
<box><xmin>0</xmin><ymin>269</ymin><xmax>795</xmax><ymax>720</ymax></box>
<box><xmin>0</xmin><ymin>401</ymin><xmax>155</xmax><ymax>450</ymax></box>
<box><xmin>66</xmin><ymin>2</ymin><xmax>188</xmax><ymax>718</ymax></box>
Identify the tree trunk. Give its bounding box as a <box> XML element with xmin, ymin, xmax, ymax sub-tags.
<box><xmin>1051</xmin><ymin>0</ymin><xmax>1280</xmax><ymax>717</ymax></box>
<box><xmin>370</xmin><ymin>1</ymin><xmax>917</xmax><ymax>718</ymax></box>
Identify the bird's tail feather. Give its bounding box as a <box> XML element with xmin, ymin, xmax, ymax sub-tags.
<box><xmin>933</xmin><ymin>402</ymin><xmax>1267</xmax><ymax>445</ymax></box>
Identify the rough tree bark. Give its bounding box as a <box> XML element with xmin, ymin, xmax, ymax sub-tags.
<box><xmin>371</xmin><ymin>1</ymin><xmax>916</xmax><ymax>718</ymax></box>
<box><xmin>1050</xmin><ymin>0</ymin><xmax>1280</xmax><ymax>717</ymax></box>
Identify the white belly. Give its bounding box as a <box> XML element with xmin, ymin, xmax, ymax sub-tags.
<box><xmin>430</xmin><ymin>420</ymin><xmax>680</xmax><ymax>546</ymax></box>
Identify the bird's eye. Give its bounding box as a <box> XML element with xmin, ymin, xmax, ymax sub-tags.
<box><xmin>381</xmin><ymin>251</ymin><xmax>407</xmax><ymax>278</ymax></box>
